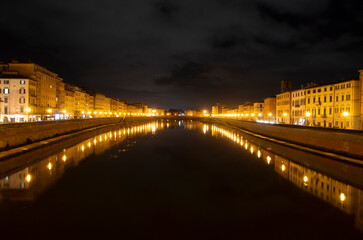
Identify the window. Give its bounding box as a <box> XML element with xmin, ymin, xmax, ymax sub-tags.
<box><xmin>335</xmin><ymin>85</ymin><xmax>339</xmax><ymax>90</ymax></box>
<box><xmin>307</xmin><ymin>98</ymin><xmax>310</xmax><ymax>104</ymax></box>
<box><xmin>307</xmin><ymin>90</ymin><xmax>310</xmax><ymax>94</ymax></box>
<box><xmin>346</xmin><ymin>94</ymin><xmax>350</xmax><ymax>101</ymax></box>
<box><xmin>336</xmin><ymin>96</ymin><xmax>338</xmax><ymax>102</ymax></box>
<box><xmin>20</xmin><ymin>80</ymin><xmax>25</xmax><ymax>84</ymax></box>
<box><xmin>341</xmin><ymin>84</ymin><xmax>345</xmax><ymax>89</ymax></box>
<box><xmin>330</xmin><ymin>87</ymin><xmax>333</xmax><ymax>91</ymax></box>
<box><xmin>3</xmin><ymin>88</ymin><xmax>9</xmax><ymax>94</ymax></box>
<box><xmin>4</xmin><ymin>107</ymin><xmax>8</xmax><ymax>114</ymax></box>
<box><xmin>329</xmin><ymin>107</ymin><xmax>332</xmax><ymax>115</ymax></box>
<box><xmin>324</xmin><ymin>88</ymin><xmax>327</xmax><ymax>92</ymax></box>
<box><xmin>341</xmin><ymin>95</ymin><xmax>344</xmax><ymax>101</ymax></box>
<box><xmin>330</xmin><ymin>96</ymin><xmax>332</xmax><ymax>102</ymax></box>
<box><xmin>19</xmin><ymin>88</ymin><xmax>25</xmax><ymax>94</ymax></box>
<box><xmin>347</xmin><ymin>83</ymin><xmax>351</xmax><ymax>88</ymax></box>
<box><xmin>3</xmin><ymin>80</ymin><xmax>9</xmax><ymax>84</ymax></box>
<box><xmin>20</xmin><ymin>107</ymin><xmax>24</xmax><ymax>113</ymax></box>
<box><xmin>4</xmin><ymin>97</ymin><xmax>8</xmax><ymax>103</ymax></box>
<box><xmin>318</xmin><ymin>89</ymin><xmax>321</xmax><ymax>92</ymax></box>
<box><xmin>324</xmin><ymin>96</ymin><xmax>326</xmax><ymax>102</ymax></box>
<box><xmin>313</xmin><ymin>90</ymin><xmax>316</xmax><ymax>93</ymax></box>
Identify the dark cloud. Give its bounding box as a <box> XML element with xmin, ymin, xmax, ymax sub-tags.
<box><xmin>1</xmin><ymin>0</ymin><xmax>362</xmax><ymax>109</ymax></box>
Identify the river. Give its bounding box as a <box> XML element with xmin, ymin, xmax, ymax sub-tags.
<box><xmin>0</xmin><ymin>120</ymin><xmax>362</xmax><ymax>239</ymax></box>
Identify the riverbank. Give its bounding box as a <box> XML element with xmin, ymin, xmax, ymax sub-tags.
<box><xmin>0</xmin><ymin>117</ymin><xmax>156</xmax><ymax>162</ymax></box>
<box><xmin>204</xmin><ymin>118</ymin><xmax>363</xmax><ymax>165</ymax></box>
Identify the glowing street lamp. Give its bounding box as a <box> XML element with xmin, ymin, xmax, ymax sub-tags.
<box><xmin>342</xmin><ymin>112</ymin><xmax>349</xmax><ymax>129</ymax></box>
<box><xmin>305</xmin><ymin>112</ymin><xmax>311</xmax><ymax>126</ymax></box>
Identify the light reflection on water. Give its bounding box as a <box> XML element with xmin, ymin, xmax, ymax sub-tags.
<box><xmin>208</xmin><ymin>123</ymin><xmax>363</xmax><ymax>232</ymax></box>
<box><xmin>0</xmin><ymin>121</ymin><xmax>162</xmax><ymax>201</ymax></box>
<box><xmin>0</xmin><ymin>120</ymin><xmax>362</xmax><ymax>232</ymax></box>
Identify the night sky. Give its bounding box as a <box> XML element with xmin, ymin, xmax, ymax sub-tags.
<box><xmin>2</xmin><ymin>0</ymin><xmax>362</xmax><ymax>110</ymax></box>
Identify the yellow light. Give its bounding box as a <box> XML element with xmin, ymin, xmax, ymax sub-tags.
<box><xmin>99</xmin><ymin>112</ymin><xmax>103</xmax><ymax>114</ymax></box>
<box><xmin>267</xmin><ymin>156</ymin><xmax>271</xmax><ymax>164</ymax></box>
<box><xmin>340</xmin><ymin>193</ymin><xmax>346</xmax><ymax>201</ymax></box>
<box><xmin>81</xmin><ymin>111</ymin><xmax>85</xmax><ymax>114</ymax></box>
<box><xmin>251</xmin><ymin>113</ymin><xmax>255</xmax><ymax>117</ymax></box>
<box><xmin>303</xmin><ymin>176</ymin><xmax>308</xmax><ymax>182</ymax></box>
<box><xmin>62</xmin><ymin>110</ymin><xmax>67</xmax><ymax>113</ymax></box>
<box><xmin>48</xmin><ymin>163</ymin><xmax>52</xmax><ymax>170</ymax></box>
<box><xmin>250</xmin><ymin>146</ymin><xmax>254</xmax><ymax>154</ymax></box>
<box><xmin>268</xmin><ymin>113</ymin><xmax>272</xmax><ymax>116</ymax></box>
<box><xmin>281</xmin><ymin>164</ymin><xmax>286</xmax><ymax>171</ymax></box>
<box><xmin>258</xmin><ymin>113</ymin><xmax>262</xmax><ymax>117</ymax></box>
<box><xmin>246</xmin><ymin>114</ymin><xmax>249</xmax><ymax>116</ymax></box>
<box><xmin>342</xmin><ymin>112</ymin><xmax>349</xmax><ymax>117</ymax></box>
<box><xmin>305</xmin><ymin>112</ymin><xmax>311</xmax><ymax>117</ymax></box>
<box><xmin>283</xmin><ymin>112</ymin><xmax>287</xmax><ymax>116</ymax></box>
<box><xmin>81</xmin><ymin>145</ymin><xmax>85</xmax><ymax>151</ymax></box>
<box><xmin>88</xmin><ymin>142</ymin><xmax>91</xmax><ymax>147</ymax></box>
<box><xmin>257</xmin><ymin>150</ymin><xmax>261</xmax><ymax>158</ymax></box>
<box><xmin>47</xmin><ymin>109</ymin><xmax>52</xmax><ymax>113</ymax></box>
<box><xmin>94</xmin><ymin>111</ymin><xmax>97</xmax><ymax>114</ymax></box>
<box><xmin>26</xmin><ymin>174</ymin><xmax>31</xmax><ymax>183</ymax></box>
<box><xmin>25</xmin><ymin>107</ymin><xmax>31</xmax><ymax>113</ymax></box>
<box><xmin>62</xmin><ymin>155</ymin><xmax>67</xmax><ymax>161</ymax></box>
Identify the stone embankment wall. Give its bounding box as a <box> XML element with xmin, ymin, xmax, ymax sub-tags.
<box><xmin>0</xmin><ymin>117</ymin><xmax>150</xmax><ymax>150</ymax></box>
<box><xmin>216</xmin><ymin>119</ymin><xmax>363</xmax><ymax>159</ymax></box>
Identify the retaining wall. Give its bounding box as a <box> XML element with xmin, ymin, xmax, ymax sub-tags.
<box><xmin>0</xmin><ymin>117</ymin><xmax>150</xmax><ymax>150</ymax></box>
<box><xmin>217</xmin><ymin>119</ymin><xmax>363</xmax><ymax>158</ymax></box>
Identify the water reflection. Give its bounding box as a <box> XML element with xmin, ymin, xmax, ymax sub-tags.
<box><xmin>209</xmin><ymin>124</ymin><xmax>363</xmax><ymax>232</ymax></box>
<box><xmin>0</xmin><ymin>121</ymin><xmax>162</xmax><ymax>202</ymax></box>
<box><xmin>0</xmin><ymin>120</ymin><xmax>362</xmax><ymax>232</ymax></box>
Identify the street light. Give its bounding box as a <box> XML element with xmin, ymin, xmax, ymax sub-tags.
<box><xmin>25</xmin><ymin>107</ymin><xmax>31</xmax><ymax>122</ymax></box>
<box><xmin>305</xmin><ymin>112</ymin><xmax>311</xmax><ymax>126</ymax></box>
<box><xmin>342</xmin><ymin>112</ymin><xmax>349</xmax><ymax>129</ymax></box>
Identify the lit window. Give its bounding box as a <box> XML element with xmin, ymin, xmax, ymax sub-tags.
<box><xmin>20</xmin><ymin>80</ymin><xmax>25</xmax><ymax>84</ymax></box>
<box><xmin>3</xmin><ymin>88</ymin><xmax>9</xmax><ymax>94</ymax></box>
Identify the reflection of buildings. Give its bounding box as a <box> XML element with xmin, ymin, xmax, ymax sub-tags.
<box><xmin>0</xmin><ymin>121</ymin><xmax>160</xmax><ymax>201</ymax></box>
<box><xmin>210</xmin><ymin>123</ymin><xmax>362</xmax><ymax>232</ymax></box>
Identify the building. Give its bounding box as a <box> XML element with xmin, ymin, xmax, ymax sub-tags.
<box><xmin>333</xmin><ymin>80</ymin><xmax>360</xmax><ymax>129</ymax></box>
<box><xmin>0</xmin><ymin>62</ymin><xmax>63</xmax><ymax>119</ymax></box>
<box><xmin>63</xmin><ymin>86</ymin><xmax>75</xmax><ymax>119</ymax></box>
<box><xmin>291</xmin><ymin>88</ymin><xmax>306</xmax><ymax>125</ymax></box>
<box><xmin>238</xmin><ymin>102</ymin><xmax>253</xmax><ymax>120</ymax></box>
<box><xmin>305</xmin><ymin>83</ymin><xmax>334</xmax><ymax>127</ymax></box>
<box><xmin>211</xmin><ymin>103</ymin><xmax>230</xmax><ymax>116</ymax></box>
<box><xmin>263</xmin><ymin>96</ymin><xmax>276</xmax><ymax>122</ymax></box>
<box><xmin>0</xmin><ymin>73</ymin><xmax>37</xmax><ymax>123</ymax></box>
<box><xmin>253</xmin><ymin>102</ymin><xmax>264</xmax><ymax>121</ymax></box>
<box><xmin>276</xmin><ymin>92</ymin><xmax>291</xmax><ymax>124</ymax></box>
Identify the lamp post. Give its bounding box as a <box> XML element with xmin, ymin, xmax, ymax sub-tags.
<box><xmin>305</xmin><ymin>112</ymin><xmax>311</xmax><ymax>126</ymax></box>
<box><xmin>25</xmin><ymin>107</ymin><xmax>31</xmax><ymax>122</ymax></box>
<box><xmin>47</xmin><ymin>109</ymin><xmax>52</xmax><ymax>121</ymax></box>
<box><xmin>342</xmin><ymin>112</ymin><xmax>349</xmax><ymax>129</ymax></box>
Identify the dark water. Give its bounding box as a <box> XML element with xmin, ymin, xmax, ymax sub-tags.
<box><xmin>0</xmin><ymin>120</ymin><xmax>362</xmax><ymax>239</ymax></box>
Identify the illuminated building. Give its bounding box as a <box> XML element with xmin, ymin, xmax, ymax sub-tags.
<box><xmin>0</xmin><ymin>61</ymin><xmax>63</xmax><ymax>120</ymax></box>
<box><xmin>291</xmin><ymin>88</ymin><xmax>306</xmax><ymax>125</ymax></box>
<box><xmin>276</xmin><ymin>80</ymin><xmax>292</xmax><ymax>124</ymax></box>
<box><xmin>276</xmin><ymin>92</ymin><xmax>291</xmax><ymax>124</ymax></box>
<box><xmin>333</xmin><ymin>79</ymin><xmax>360</xmax><ymax>129</ymax></box>
<box><xmin>0</xmin><ymin>73</ymin><xmax>36</xmax><ymax>123</ymax></box>
<box><xmin>148</xmin><ymin>108</ymin><xmax>165</xmax><ymax>116</ymax></box>
<box><xmin>238</xmin><ymin>102</ymin><xmax>253</xmax><ymax>120</ymax></box>
<box><xmin>253</xmin><ymin>102</ymin><xmax>264</xmax><ymax>120</ymax></box>
<box><xmin>63</xmin><ymin>87</ymin><xmax>75</xmax><ymax>119</ymax></box>
<box><xmin>263</xmin><ymin>96</ymin><xmax>276</xmax><ymax>122</ymax></box>
<box><xmin>305</xmin><ymin>83</ymin><xmax>334</xmax><ymax>127</ymax></box>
